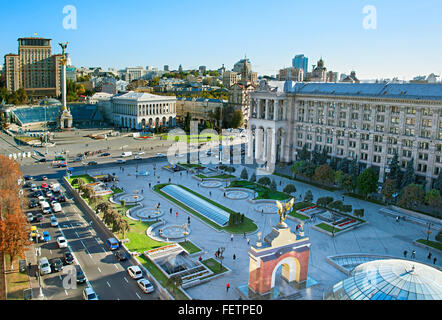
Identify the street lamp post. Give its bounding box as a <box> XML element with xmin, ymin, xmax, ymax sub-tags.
<box><xmin>35</xmin><ymin>233</ymin><xmax>44</xmax><ymax>298</ymax></box>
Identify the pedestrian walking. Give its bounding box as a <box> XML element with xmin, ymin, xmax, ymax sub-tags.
<box><xmin>209</xmin><ymin>191</ymin><xmax>212</xmax><ymax>197</ymax></box>
<box><xmin>176</xmin><ymin>211</ymin><xmax>179</xmax><ymax>219</ymax></box>
<box><xmin>428</xmin><ymin>252</ymin><xmax>432</xmax><ymax>260</ymax></box>
<box><xmin>199</xmin><ymin>256</ymin><xmax>202</xmax><ymax>262</ymax></box>
<box><xmin>396</xmin><ymin>216</ymin><xmax>399</xmax><ymax>223</ymax></box>
<box><xmin>149</xmin><ymin>182</ymin><xmax>151</xmax><ymax>188</ymax></box>
<box><xmin>231</xmin><ymin>234</ymin><xmax>233</xmax><ymax>241</ymax></box>
<box><xmin>226</xmin><ymin>283</ymin><xmax>230</xmax><ymax>292</ymax></box>
<box><xmin>403</xmin><ymin>250</ymin><xmax>408</xmax><ymax>257</ymax></box>
<box><xmin>224</xmin><ymin>192</ymin><xmax>226</xmax><ymax>197</ymax></box>
<box><xmin>434</xmin><ymin>257</ymin><xmax>437</xmax><ymax>265</ymax></box>
<box><xmin>187</xmin><ymin>216</ymin><xmax>191</xmax><ymax>224</ymax></box>
<box><xmin>169</xmin><ymin>178</ymin><xmax>171</xmax><ymax>183</ymax></box>
<box><xmin>411</xmin><ymin>250</ymin><xmax>416</xmax><ymax>259</ymax></box>
<box><xmin>243</xmin><ymin>232</ymin><xmax>246</xmax><ymax>239</ymax></box>
<box><xmin>233</xmin><ymin>254</ymin><xmax>236</xmax><ymax>261</ymax></box>
<box><xmin>170</xmin><ymin>208</ymin><xmax>172</xmax><ymax>214</ymax></box>
<box><xmin>247</xmin><ymin>238</ymin><xmax>250</xmax><ymax>245</ymax></box>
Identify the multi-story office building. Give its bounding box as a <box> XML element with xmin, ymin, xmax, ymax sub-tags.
<box><xmin>249</xmin><ymin>80</ymin><xmax>442</xmax><ymax>188</ymax></box>
<box><xmin>111</xmin><ymin>91</ymin><xmax>176</xmax><ymax>130</ymax></box>
<box><xmin>4</xmin><ymin>37</ymin><xmax>62</xmax><ymax>97</ymax></box>
<box><xmin>278</xmin><ymin>67</ymin><xmax>304</xmax><ymax>82</ymax></box>
<box><xmin>121</xmin><ymin>67</ymin><xmax>146</xmax><ymax>82</ymax></box>
<box><xmin>222</xmin><ymin>71</ymin><xmax>241</xmax><ymax>88</ymax></box>
<box><xmin>292</xmin><ymin>54</ymin><xmax>309</xmax><ymax>78</ymax></box>
<box><xmin>175</xmin><ymin>97</ymin><xmax>226</xmax><ymax>125</ymax></box>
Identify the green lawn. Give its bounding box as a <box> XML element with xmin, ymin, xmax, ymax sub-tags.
<box><xmin>137</xmin><ymin>255</ymin><xmax>189</xmax><ymax>300</ymax></box>
<box><xmin>178</xmin><ymin>241</ymin><xmax>202</xmax><ymax>254</ymax></box>
<box><xmin>289</xmin><ymin>212</ymin><xmax>310</xmax><ymax>221</ymax></box>
<box><xmin>5</xmin><ymin>255</ymin><xmax>29</xmax><ymax>300</ymax></box>
<box><xmin>201</xmin><ymin>258</ymin><xmax>228</xmax><ymax>275</ymax></box>
<box><xmin>228</xmin><ymin>180</ymin><xmax>291</xmax><ymax>201</ymax></box>
<box><xmin>416</xmin><ymin>239</ymin><xmax>442</xmax><ymax>251</ymax></box>
<box><xmin>154</xmin><ymin>183</ymin><xmax>258</xmax><ymax>234</ymax></box>
<box><xmin>315</xmin><ymin>222</ymin><xmax>343</xmax><ymax>234</ymax></box>
<box><xmin>68</xmin><ymin>174</ymin><xmax>95</xmax><ymax>187</ymax></box>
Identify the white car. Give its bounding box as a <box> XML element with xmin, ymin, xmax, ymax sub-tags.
<box><xmin>134</xmin><ymin>155</ymin><xmax>142</xmax><ymax>160</ymax></box>
<box><xmin>57</xmin><ymin>236</ymin><xmax>68</xmax><ymax>248</ymax></box>
<box><xmin>39</xmin><ymin>257</ymin><xmax>51</xmax><ymax>275</ymax></box>
<box><xmin>127</xmin><ymin>266</ymin><xmax>143</xmax><ymax>279</ymax></box>
<box><xmin>156</xmin><ymin>153</ymin><xmax>164</xmax><ymax>157</ymax></box>
<box><xmin>27</xmin><ymin>212</ymin><xmax>34</xmax><ymax>222</ymax></box>
<box><xmin>83</xmin><ymin>287</ymin><xmax>99</xmax><ymax>300</ymax></box>
<box><xmin>51</xmin><ymin>202</ymin><xmax>62</xmax><ymax>213</ymax></box>
<box><xmin>137</xmin><ymin>278</ymin><xmax>154</xmax><ymax>294</ymax></box>
<box><xmin>116</xmin><ymin>159</ymin><xmax>126</xmax><ymax>164</ymax></box>
<box><xmin>38</xmin><ymin>196</ymin><xmax>46</xmax><ymax>204</ymax></box>
<box><xmin>50</xmin><ymin>216</ymin><xmax>58</xmax><ymax>227</ymax></box>
<box><xmin>136</xmin><ymin>151</ymin><xmax>145</xmax><ymax>155</ymax></box>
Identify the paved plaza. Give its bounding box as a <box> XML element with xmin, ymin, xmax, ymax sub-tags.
<box><xmin>77</xmin><ymin>161</ymin><xmax>441</xmax><ymax>300</ymax></box>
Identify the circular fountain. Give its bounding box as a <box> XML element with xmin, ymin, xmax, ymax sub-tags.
<box><xmin>200</xmin><ymin>180</ymin><xmax>222</xmax><ymax>188</ymax></box>
<box><xmin>118</xmin><ymin>194</ymin><xmax>144</xmax><ymax>204</ymax></box>
<box><xmin>225</xmin><ymin>190</ymin><xmax>249</xmax><ymax>200</ymax></box>
<box><xmin>159</xmin><ymin>224</ymin><xmax>191</xmax><ymax>241</ymax></box>
<box><xmin>131</xmin><ymin>207</ymin><xmax>164</xmax><ymax>221</ymax></box>
<box><xmin>255</xmin><ymin>203</ymin><xmax>279</xmax><ymax>214</ymax></box>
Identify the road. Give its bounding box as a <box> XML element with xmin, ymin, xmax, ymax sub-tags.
<box><xmin>24</xmin><ymin>176</ymin><xmax>161</xmax><ymax>300</ymax></box>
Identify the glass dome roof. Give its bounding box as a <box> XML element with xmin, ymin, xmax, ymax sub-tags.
<box><xmin>324</xmin><ymin>259</ymin><xmax>442</xmax><ymax>300</ymax></box>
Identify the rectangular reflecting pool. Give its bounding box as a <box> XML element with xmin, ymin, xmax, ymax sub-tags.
<box><xmin>161</xmin><ymin>184</ymin><xmax>230</xmax><ymax>227</ymax></box>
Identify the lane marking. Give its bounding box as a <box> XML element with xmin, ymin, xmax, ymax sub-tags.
<box><xmin>114</xmin><ymin>264</ymin><xmax>119</xmax><ymax>271</ymax></box>
<box><xmin>80</xmin><ymin>240</ymin><xmax>86</xmax><ymax>248</ymax></box>
<box><xmin>135</xmin><ymin>292</ymin><xmax>141</xmax><ymax>300</ymax></box>
<box><xmin>102</xmin><ymin>247</ymin><xmax>107</xmax><ymax>253</ymax></box>
<box><xmin>65</xmin><ymin>289</ymin><xmax>68</xmax><ymax>296</ymax></box>
<box><xmin>106</xmin><ymin>281</ymin><xmax>111</xmax><ymax>288</ymax></box>
<box><xmin>124</xmin><ymin>277</ymin><xmax>129</xmax><ymax>283</ymax></box>
<box><xmin>97</xmin><ymin>267</ymin><xmax>102</xmax><ymax>273</ymax></box>
<box><xmin>75</xmin><ymin>231</ymin><xmax>79</xmax><ymax>238</ymax></box>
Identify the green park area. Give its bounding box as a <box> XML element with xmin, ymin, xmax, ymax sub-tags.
<box><xmin>228</xmin><ymin>180</ymin><xmax>291</xmax><ymax>201</ymax></box>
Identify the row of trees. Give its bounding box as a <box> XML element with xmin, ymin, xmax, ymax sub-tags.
<box><xmin>0</xmin><ymin>86</ymin><xmax>28</xmax><ymax>105</ymax></box>
<box><xmin>0</xmin><ymin>155</ymin><xmax>32</xmax><ymax>268</ymax></box>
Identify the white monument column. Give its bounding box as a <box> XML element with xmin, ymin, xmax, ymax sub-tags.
<box><xmin>271</xmin><ymin>130</ymin><xmax>277</xmax><ymax>164</ymax></box>
<box><xmin>274</xmin><ymin>100</ymin><xmax>279</xmax><ymax>121</ymax></box>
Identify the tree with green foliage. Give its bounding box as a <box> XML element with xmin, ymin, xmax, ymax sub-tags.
<box><xmin>230</xmin><ymin>110</ymin><xmax>244</xmax><ymax>128</ymax></box>
<box><xmin>269</xmin><ymin>180</ymin><xmax>277</xmax><ymax>191</ymax></box>
<box><xmin>314</xmin><ymin>164</ymin><xmax>335</xmax><ymax>185</ymax></box>
<box><xmin>434</xmin><ymin>173</ymin><xmax>442</xmax><ymax>193</ymax></box>
<box><xmin>387</xmin><ymin>152</ymin><xmax>401</xmax><ymax>188</ymax></box>
<box><xmin>382</xmin><ymin>179</ymin><xmax>397</xmax><ymax>204</ymax></box>
<box><xmin>353</xmin><ymin>208</ymin><xmax>365</xmax><ymax>218</ymax></box>
<box><xmin>401</xmin><ymin>158</ymin><xmax>415</xmax><ymax>188</ymax></box>
<box><xmin>298</xmin><ymin>144</ymin><xmax>310</xmax><ymax>161</ymax></box>
<box><xmin>357</xmin><ymin>167</ymin><xmax>378</xmax><ymax>198</ymax></box>
<box><xmin>283</xmin><ymin>184</ymin><xmax>296</xmax><ymax>195</ymax></box>
<box><xmin>258</xmin><ymin>177</ymin><xmax>271</xmax><ymax>186</ymax></box>
<box><xmin>291</xmin><ymin>160</ymin><xmax>306</xmax><ymax>178</ymax></box>
<box><xmin>240</xmin><ymin>168</ymin><xmax>248</xmax><ymax>180</ymax></box>
<box><xmin>249</xmin><ymin>173</ymin><xmax>256</xmax><ymax>183</ymax></box>
<box><xmin>425</xmin><ymin>189</ymin><xmax>442</xmax><ymax>213</ymax></box>
<box><xmin>342</xmin><ymin>204</ymin><xmax>353</xmax><ymax>213</ymax></box>
<box><xmin>398</xmin><ymin>184</ymin><xmax>425</xmax><ymax>209</ymax></box>
<box><xmin>304</xmin><ymin>190</ymin><xmax>313</xmax><ymax>202</ymax></box>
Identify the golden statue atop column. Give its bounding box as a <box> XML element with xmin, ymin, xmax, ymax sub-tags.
<box><xmin>57</xmin><ymin>42</ymin><xmax>73</xmax><ymax>129</ymax></box>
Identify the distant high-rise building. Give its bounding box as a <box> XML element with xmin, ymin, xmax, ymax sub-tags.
<box><xmin>164</xmin><ymin>65</ymin><xmax>169</xmax><ymax>72</ymax></box>
<box><xmin>292</xmin><ymin>54</ymin><xmax>309</xmax><ymax>78</ymax></box>
<box><xmin>178</xmin><ymin>64</ymin><xmax>183</xmax><ymax>72</ymax></box>
<box><xmin>278</xmin><ymin>67</ymin><xmax>304</xmax><ymax>82</ymax></box>
<box><xmin>4</xmin><ymin>37</ymin><xmax>63</xmax><ymax>97</ymax></box>
<box><xmin>199</xmin><ymin>66</ymin><xmax>206</xmax><ymax>75</ymax></box>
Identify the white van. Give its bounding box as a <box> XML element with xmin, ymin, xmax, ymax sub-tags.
<box><xmin>121</xmin><ymin>151</ymin><xmax>133</xmax><ymax>158</ymax></box>
<box><xmin>41</xmin><ymin>201</ymin><xmax>51</xmax><ymax>214</ymax></box>
<box><xmin>52</xmin><ymin>202</ymin><xmax>62</xmax><ymax>213</ymax></box>
<box><xmin>39</xmin><ymin>257</ymin><xmax>51</xmax><ymax>275</ymax></box>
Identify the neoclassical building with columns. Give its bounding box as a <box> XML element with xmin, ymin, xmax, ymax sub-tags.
<box><xmin>111</xmin><ymin>91</ymin><xmax>176</xmax><ymax>130</ymax></box>
<box><xmin>248</xmin><ymin>80</ymin><xmax>442</xmax><ymax>187</ymax></box>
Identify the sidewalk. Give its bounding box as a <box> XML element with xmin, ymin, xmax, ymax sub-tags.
<box><xmin>24</xmin><ymin>244</ymin><xmax>46</xmax><ymax>300</ymax></box>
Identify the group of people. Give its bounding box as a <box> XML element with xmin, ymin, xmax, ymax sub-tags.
<box><xmin>403</xmin><ymin>249</ymin><xmax>438</xmax><ymax>265</ymax></box>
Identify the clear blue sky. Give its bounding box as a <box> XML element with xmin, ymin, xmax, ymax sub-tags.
<box><xmin>1</xmin><ymin>0</ymin><xmax>441</xmax><ymax>79</ymax></box>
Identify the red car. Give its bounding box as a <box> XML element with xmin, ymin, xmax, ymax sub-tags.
<box><xmin>41</xmin><ymin>183</ymin><xmax>48</xmax><ymax>189</ymax></box>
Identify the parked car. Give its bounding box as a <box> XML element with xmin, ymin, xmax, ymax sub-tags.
<box><xmin>29</xmin><ymin>199</ymin><xmax>38</xmax><ymax>208</ymax></box>
<box><xmin>24</xmin><ymin>175</ymin><xmax>33</xmax><ymax>181</ymax></box>
<box><xmin>45</xmin><ymin>190</ymin><xmax>53</xmax><ymax>198</ymax></box>
<box><xmin>30</xmin><ymin>226</ymin><xmax>38</xmax><ymax>238</ymax></box>
<box><xmin>87</xmin><ymin>161</ymin><xmax>98</xmax><ymax>166</ymax></box>
<box><xmin>127</xmin><ymin>266</ymin><xmax>143</xmax><ymax>280</ymax></box>
<box><xmin>50</xmin><ymin>216</ymin><xmax>58</xmax><ymax>227</ymax></box>
<box><xmin>35</xmin><ymin>213</ymin><xmax>44</xmax><ymax>222</ymax></box>
<box><xmin>27</xmin><ymin>212</ymin><xmax>34</xmax><ymax>222</ymax></box>
<box><xmin>57</xmin><ymin>236</ymin><xmax>68</xmax><ymax>248</ymax></box>
<box><xmin>116</xmin><ymin>159</ymin><xmax>126</xmax><ymax>164</ymax></box>
<box><xmin>38</xmin><ymin>158</ymin><xmax>47</xmax><ymax>163</ymax></box>
<box><xmin>114</xmin><ymin>250</ymin><xmax>128</xmax><ymax>261</ymax></box>
<box><xmin>100</xmin><ymin>152</ymin><xmax>110</xmax><ymax>157</ymax></box>
<box><xmin>51</xmin><ymin>258</ymin><xmax>63</xmax><ymax>272</ymax></box>
<box><xmin>33</xmin><ymin>191</ymin><xmax>43</xmax><ymax>198</ymax></box>
<box><xmin>83</xmin><ymin>287</ymin><xmax>98</xmax><ymax>300</ymax></box>
<box><xmin>51</xmin><ymin>202</ymin><xmax>62</xmax><ymax>213</ymax></box>
<box><xmin>156</xmin><ymin>153</ymin><xmax>165</xmax><ymax>157</ymax></box>
<box><xmin>42</xmin><ymin>231</ymin><xmax>51</xmax><ymax>242</ymax></box>
<box><xmin>76</xmin><ymin>265</ymin><xmax>86</xmax><ymax>284</ymax></box>
<box><xmin>134</xmin><ymin>155</ymin><xmax>142</xmax><ymax>160</ymax></box>
<box><xmin>41</xmin><ymin>183</ymin><xmax>48</xmax><ymax>189</ymax></box>
<box><xmin>105</xmin><ymin>238</ymin><xmax>119</xmax><ymax>250</ymax></box>
<box><xmin>64</xmin><ymin>251</ymin><xmax>74</xmax><ymax>264</ymax></box>
<box><xmin>57</xmin><ymin>195</ymin><xmax>66</xmax><ymax>203</ymax></box>
<box><xmin>137</xmin><ymin>278</ymin><xmax>154</xmax><ymax>294</ymax></box>
<box><xmin>42</xmin><ymin>176</ymin><xmax>48</xmax><ymax>181</ymax></box>
<box><xmin>39</xmin><ymin>257</ymin><xmax>51</xmax><ymax>275</ymax></box>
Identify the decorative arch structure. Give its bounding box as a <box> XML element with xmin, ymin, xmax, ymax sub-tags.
<box><xmin>248</xmin><ymin>227</ymin><xmax>310</xmax><ymax>296</ymax></box>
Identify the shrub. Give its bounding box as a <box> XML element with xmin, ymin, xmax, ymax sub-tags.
<box><xmin>342</xmin><ymin>204</ymin><xmax>353</xmax><ymax>213</ymax></box>
<box><xmin>258</xmin><ymin>177</ymin><xmax>271</xmax><ymax>186</ymax></box>
<box><xmin>317</xmin><ymin>196</ymin><xmax>334</xmax><ymax>207</ymax></box>
<box><xmin>240</xmin><ymin>168</ymin><xmax>248</xmax><ymax>180</ymax></box>
<box><xmin>353</xmin><ymin>208</ymin><xmax>365</xmax><ymax>217</ymax></box>
<box><xmin>304</xmin><ymin>190</ymin><xmax>314</xmax><ymax>202</ymax></box>
<box><xmin>329</xmin><ymin>200</ymin><xmax>343</xmax><ymax>212</ymax></box>
<box><xmin>270</xmin><ymin>180</ymin><xmax>277</xmax><ymax>191</ymax></box>
<box><xmin>249</xmin><ymin>173</ymin><xmax>256</xmax><ymax>183</ymax></box>
<box><xmin>283</xmin><ymin>184</ymin><xmax>297</xmax><ymax>194</ymax></box>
